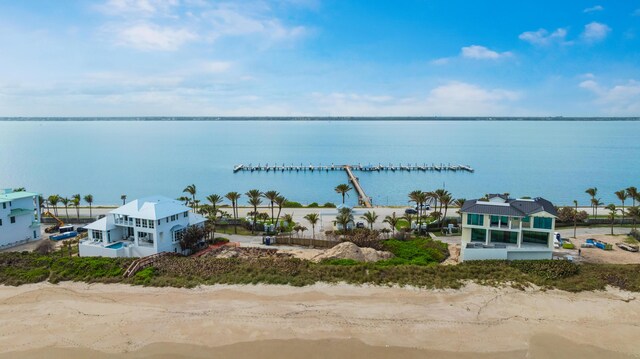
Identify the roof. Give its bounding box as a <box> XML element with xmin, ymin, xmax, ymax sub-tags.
<box><xmin>188</xmin><ymin>212</ymin><xmax>207</xmax><ymax>226</ymax></box>
<box><xmin>85</xmin><ymin>217</ymin><xmax>116</xmax><ymax>231</ymax></box>
<box><xmin>460</xmin><ymin>196</ymin><xmax>558</xmax><ymax>217</ymax></box>
<box><xmin>0</xmin><ymin>189</ymin><xmax>38</xmax><ymax>203</ymax></box>
<box><xmin>111</xmin><ymin>196</ymin><xmax>190</xmax><ymax>220</ymax></box>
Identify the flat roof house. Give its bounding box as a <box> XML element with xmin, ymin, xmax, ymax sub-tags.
<box><xmin>79</xmin><ymin>196</ymin><xmax>206</xmax><ymax>258</ymax></box>
<box><xmin>460</xmin><ymin>194</ymin><xmax>558</xmax><ymax>261</ymax></box>
<box><xmin>0</xmin><ymin>189</ymin><xmax>41</xmax><ymax>249</ymax></box>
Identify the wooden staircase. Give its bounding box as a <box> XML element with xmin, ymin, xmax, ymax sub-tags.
<box><xmin>123</xmin><ymin>252</ymin><xmax>176</xmax><ymax>278</ymax></box>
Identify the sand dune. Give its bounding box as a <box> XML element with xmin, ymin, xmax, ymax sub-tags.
<box><xmin>0</xmin><ymin>282</ymin><xmax>638</xmax><ymax>358</ymax></box>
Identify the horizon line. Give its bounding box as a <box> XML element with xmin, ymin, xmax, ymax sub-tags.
<box><xmin>1</xmin><ymin>116</ymin><xmax>640</xmax><ymax>121</ymax></box>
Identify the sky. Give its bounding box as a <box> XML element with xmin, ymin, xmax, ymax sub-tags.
<box><xmin>0</xmin><ymin>0</ymin><xmax>639</xmax><ymax>117</ymax></box>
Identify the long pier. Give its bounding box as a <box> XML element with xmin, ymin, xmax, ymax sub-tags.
<box><xmin>343</xmin><ymin>165</ymin><xmax>372</xmax><ymax>207</ymax></box>
<box><xmin>233</xmin><ymin>163</ymin><xmax>474</xmax><ymax>173</ymax></box>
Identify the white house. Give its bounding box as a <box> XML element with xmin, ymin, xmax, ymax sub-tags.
<box><xmin>79</xmin><ymin>196</ymin><xmax>206</xmax><ymax>258</ymax></box>
<box><xmin>460</xmin><ymin>194</ymin><xmax>558</xmax><ymax>261</ymax></box>
<box><xmin>0</xmin><ymin>189</ymin><xmax>41</xmax><ymax>249</ymax></box>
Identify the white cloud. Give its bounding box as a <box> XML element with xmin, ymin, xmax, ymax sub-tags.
<box><xmin>583</xmin><ymin>5</ymin><xmax>603</xmax><ymax>13</ymax></box>
<box><xmin>97</xmin><ymin>0</ymin><xmax>179</xmax><ymax>17</ymax></box>
<box><xmin>200</xmin><ymin>5</ymin><xmax>306</xmax><ymax>42</ymax></box>
<box><xmin>200</xmin><ymin>61</ymin><xmax>233</xmax><ymax>73</ymax></box>
<box><xmin>461</xmin><ymin>45</ymin><xmax>512</xmax><ymax>60</ymax></box>
<box><xmin>519</xmin><ymin>28</ymin><xmax>568</xmax><ymax>46</ymax></box>
<box><xmin>113</xmin><ymin>23</ymin><xmax>197</xmax><ymax>51</ymax></box>
<box><xmin>310</xmin><ymin>82</ymin><xmax>522</xmax><ymax>116</ymax></box>
<box><xmin>579</xmin><ymin>79</ymin><xmax>640</xmax><ymax>115</ymax></box>
<box><xmin>581</xmin><ymin>22</ymin><xmax>611</xmax><ymax>42</ymax></box>
<box><xmin>430</xmin><ymin>57</ymin><xmax>450</xmax><ymax>65</ymax></box>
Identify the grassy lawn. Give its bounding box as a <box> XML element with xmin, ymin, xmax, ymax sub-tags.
<box><xmin>395</xmin><ymin>219</ymin><xmax>410</xmax><ymax>230</ymax></box>
<box><xmin>624</xmin><ymin>236</ymin><xmax>640</xmax><ymax>245</ymax></box>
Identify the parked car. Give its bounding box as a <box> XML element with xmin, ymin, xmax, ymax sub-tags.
<box><xmin>356</xmin><ymin>221</ymin><xmax>365</xmax><ymax>229</ymax></box>
<box><xmin>404</xmin><ymin>208</ymin><xmax>418</xmax><ymax>215</ymax></box>
<box><xmin>76</xmin><ymin>226</ymin><xmax>88</xmax><ymax>233</ymax></box>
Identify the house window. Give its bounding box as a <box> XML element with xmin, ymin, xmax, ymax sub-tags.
<box><xmin>522</xmin><ymin>231</ymin><xmax>549</xmax><ymax>245</ymax></box>
<box><xmin>533</xmin><ymin>217</ymin><xmax>552</xmax><ymax>230</ymax></box>
<box><xmin>0</xmin><ymin>219</ymin><xmax>2</xmax><ymax>226</ymax></box>
<box><xmin>142</xmin><ymin>219</ymin><xmax>148</xmax><ymax>228</ymax></box>
<box><xmin>149</xmin><ymin>220</ymin><xmax>154</xmax><ymax>229</ymax></box>
<box><xmin>467</xmin><ymin>214</ymin><xmax>484</xmax><ymax>226</ymax></box>
<box><xmin>135</xmin><ymin>218</ymin><xmax>141</xmax><ymax>227</ymax></box>
<box><xmin>157</xmin><ymin>220</ymin><xmax>161</xmax><ymax>225</ymax></box>
<box><xmin>490</xmin><ymin>230</ymin><xmax>518</xmax><ymax>244</ymax></box>
<box><xmin>166</xmin><ymin>218</ymin><xmax>169</xmax><ymax>223</ymax></box>
<box><xmin>184</xmin><ymin>212</ymin><xmax>188</xmax><ymax>218</ymax></box>
<box><xmin>10</xmin><ymin>216</ymin><xmax>16</xmax><ymax>224</ymax></box>
<box><xmin>92</xmin><ymin>230</ymin><xmax>103</xmax><ymax>240</ymax></box>
<box><xmin>2</xmin><ymin>203</ymin><xmax>5</xmax><ymax>209</ymax></box>
<box><xmin>173</xmin><ymin>228</ymin><xmax>186</xmax><ymax>242</ymax></box>
<box><xmin>470</xmin><ymin>228</ymin><xmax>486</xmax><ymax>242</ymax></box>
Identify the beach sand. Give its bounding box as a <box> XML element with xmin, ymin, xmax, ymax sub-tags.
<box><xmin>0</xmin><ymin>282</ymin><xmax>638</xmax><ymax>358</ymax></box>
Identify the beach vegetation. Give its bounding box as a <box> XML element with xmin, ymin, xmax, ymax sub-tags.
<box><xmin>283</xmin><ymin>200</ymin><xmax>303</xmax><ymax>208</ymax></box>
<box><xmin>323</xmin><ymin>202</ymin><xmax>337</xmax><ymax>208</ymax></box>
<box><xmin>1</xmin><ymin>251</ymin><xmax>640</xmax><ymax>292</ymax></box>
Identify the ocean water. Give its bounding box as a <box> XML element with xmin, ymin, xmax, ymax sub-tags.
<box><xmin>0</xmin><ymin>120</ymin><xmax>638</xmax><ymax>206</ymax></box>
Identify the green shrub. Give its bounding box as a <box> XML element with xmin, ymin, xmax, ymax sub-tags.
<box><xmin>213</xmin><ymin>237</ymin><xmax>230</xmax><ymax>244</ymax></box>
<box><xmin>322</xmin><ymin>202</ymin><xmax>336</xmax><ymax>208</ymax></box>
<box><xmin>307</xmin><ymin>202</ymin><xmax>320</xmax><ymax>208</ymax></box>
<box><xmin>320</xmin><ymin>258</ymin><xmax>359</xmax><ymax>266</ymax></box>
<box><xmin>509</xmin><ymin>260</ymin><xmax>580</xmax><ymax>280</ymax></box>
<box><xmin>284</xmin><ymin>201</ymin><xmax>303</xmax><ymax>208</ymax></box>
<box><xmin>381</xmin><ymin>238</ymin><xmax>449</xmax><ymax>265</ymax></box>
<box><xmin>562</xmin><ymin>242</ymin><xmax>575</xmax><ymax>249</ymax></box>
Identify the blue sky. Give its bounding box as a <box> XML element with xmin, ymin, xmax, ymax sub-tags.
<box><xmin>0</xmin><ymin>0</ymin><xmax>639</xmax><ymax>116</ymax></box>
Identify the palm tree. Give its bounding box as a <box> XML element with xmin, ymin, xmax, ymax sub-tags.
<box><xmin>408</xmin><ymin>190</ymin><xmax>424</xmax><ymax>219</ymax></box>
<box><xmin>120</xmin><ymin>194</ymin><xmax>127</xmax><ymax>205</ymax></box>
<box><xmin>627</xmin><ymin>206</ymin><xmax>640</xmax><ymax>231</ymax></box>
<box><xmin>360</xmin><ymin>211</ymin><xmax>379</xmax><ymax>230</ymax></box>
<box><xmin>383</xmin><ymin>212</ymin><xmax>400</xmax><ymax>236</ymax></box>
<box><xmin>440</xmin><ymin>193</ymin><xmax>453</xmax><ymax>226</ymax></box>
<box><xmin>60</xmin><ymin>197</ymin><xmax>70</xmax><ymax>220</ymax></box>
<box><xmin>47</xmin><ymin>195</ymin><xmax>60</xmax><ymax>216</ymax></box>
<box><xmin>304</xmin><ymin>213</ymin><xmax>320</xmax><ymax>239</ymax></box>
<box><xmin>183</xmin><ymin>184</ymin><xmax>197</xmax><ymax>211</ymax></box>
<box><xmin>627</xmin><ymin>187</ymin><xmax>639</xmax><ymax>208</ymax></box>
<box><xmin>573</xmin><ymin>200</ymin><xmax>578</xmax><ymax>238</ymax></box>
<box><xmin>606</xmin><ymin>204</ymin><xmax>617</xmax><ymax>235</ymax></box>
<box><xmin>282</xmin><ymin>213</ymin><xmax>294</xmax><ymax>231</ymax></box>
<box><xmin>334</xmin><ymin>212</ymin><xmax>353</xmax><ymax>232</ymax></box>
<box><xmin>177</xmin><ymin>196</ymin><xmax>190</xmax><ymax>206</ymax></box>
<box><xmin>591</xmin><ymin>198</ymin><xmax>603</xmax><ymax>219</ymax></box>
<box><xmin>454</xmin><ymin>198</ymin><xmax>466</xmax><ymax>223</ymax></box>
<box><xmin>299</xmin><ymin>226</ymin><xmax>308</xmax><ymax>238</ymax></box>
<box><xmin>334</xmin><ymin>184</ymin><xmax>353</xmax><ymax>204</ymax></box>
<box><xmin>585</xmin><ymin>187</ymin><xmax>597</xmax><ymax>217</ymax></box>
<box><xmin>206</xmin><ymin>194</ymin><xmax>223</xmax><ymax>219</ymax></box>
<box><xmin>262</xmin><ymin>190</ymin><xmax>280</xmax><ymax>225</ymax></box>
<box><xmin>83</xmin><ymin>194</ymin><xmax>94</xmax><ymax>218</ymax></box>
<box><xmin>615</xmin><ymin>190</ymin><xmax>628</xmax><ymax>224</ymax></box>
<box><xmin>225</xmin><ymin>192</ymin><xmax>241</xmax><ymax>234</ymax></box>
<box><xmin>274</xmin><ymin>195</ymin><xmax>287</xmax><ymax>231</ymax></box>
<box><xmin>71</xmin><ymin>194</ymin><xmax>81</xmax><ymax>220</ymax></box>
<box><xmin>246</xmin><ymin>189</ymin><xmax>262</xmax><ymax>234</ymax></box>
<box><xmin>432</xmin><ymin>189</ymin><xmax>451</xmax><ymax>226</ymax></box>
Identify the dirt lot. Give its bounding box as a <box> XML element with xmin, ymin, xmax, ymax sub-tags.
<box><xmin>559</xmin><ymin>234</ymin><xmax>640</xmax><ymax>264</ymax></box>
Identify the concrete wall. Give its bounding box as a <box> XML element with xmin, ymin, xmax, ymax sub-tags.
<box><xmin>507</xmin><ymin>250</ymin><xmax>552</xmax><ymax>260</ymax></box>
<box><xmin>461</xmin><ymin>247</ymin><xmax>508</xmax><ymax>261</ymax></box>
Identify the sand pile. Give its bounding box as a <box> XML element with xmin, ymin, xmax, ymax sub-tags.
<box><xmin>312</xmin><ymin>242</ymin><xmax>393</xmax><ymax>263</ymax></box>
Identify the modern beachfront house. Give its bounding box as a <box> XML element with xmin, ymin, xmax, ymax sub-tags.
<box><xmin>0</xmin><ymin>189</ymin><xmax>41</xmax><ymax>249</ymax></box>
<box><xmin>459</xmin><ymin>194</ymin><xmax>558</xmax><ymax>261</ymax></box>
<box><xmin>79</xmin><ymin>196</ymin><xmax>206</xmax><ymax>258</ymax></box>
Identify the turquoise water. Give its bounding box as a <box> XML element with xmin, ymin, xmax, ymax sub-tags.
<box><xmin>107</xmin><ymin>242</ymin><xmax>125</xmax><ymax>249</ymax></box>
<box><xmin>0</xmin><ymin>120</ymin><xmax>638</xmax><ymax>206</ymax></box>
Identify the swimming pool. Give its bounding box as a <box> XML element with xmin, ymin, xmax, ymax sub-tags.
<box><xmin>106</xmin><ymin>242</ymin><xmax>125</xmax><ymax>249</ymax></box>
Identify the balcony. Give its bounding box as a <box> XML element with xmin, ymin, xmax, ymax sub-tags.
<box><xmin>114</xmin><ymin>218</ymin><xmax>134</xmax><ymax>227</ymax></box>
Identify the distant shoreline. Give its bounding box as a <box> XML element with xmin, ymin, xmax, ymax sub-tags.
<box><xmin>1</xmin><ymin>117</ymin><xmax>639</xmax><ymax>121</ymax></box>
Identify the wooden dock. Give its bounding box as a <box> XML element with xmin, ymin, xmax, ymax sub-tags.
<box><xmin>233</xmin><ymin>163</ymin><xmax>474</xmax><ymax>173</ymax></box>
<box><xmin>233</xmin><ymin>162</ymin><xmax>474</xmax><ymax>209</ymax></box>
<box><xmin>343</xmin><ymin>165</ymin><xmax>372</xmax><ymax>207</ymax></box>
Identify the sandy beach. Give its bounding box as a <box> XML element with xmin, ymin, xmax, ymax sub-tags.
<box><xmin>0</xmin><ymin>282</ymin><xmax>638</xmax><ymax>358</ymax></box>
